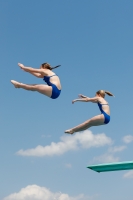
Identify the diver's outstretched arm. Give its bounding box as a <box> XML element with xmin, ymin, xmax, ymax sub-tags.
<box><xmin>18</xmin><ymin>63</ymin><xmax>47</xmax><ymax>76</ymax></box>
<box><xmin>72</xmin><ymin>96</ymin><xmax>99</xmax><ymax>104</ymax></box>
<box><xmin>78</xmin><ymin>94</ymin><xmax>88</xmax><ymax>98</ymax></box>
<box><xmin>28</xmin><ymin>71</ymin><xmax>43</xmax><ymax>78</ymax></box>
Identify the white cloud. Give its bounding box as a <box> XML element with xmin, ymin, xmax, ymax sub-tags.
<box><xmin>122</xmin><ymin>135</ymin><xmax>133</xmax><ymax>144</ymax></box>
<box><xmin>92</xmin><ymin>144</ymin><xmax>127</xmax><ymax>164</ymax></box>
<box><xmin>3</xmin><ymin>185</ymin><xmax>98</xmax><ymax>200</ymax></box>
<box><xmin>108</xmin><ymin>145</ymin><xmax>126</xmax><ymax>153</ymax></box>
<box><xmin>16</xmin><ymin>130</ymin><xmax>112</xmax><ymax>157</ymax></box>
<box><xmin>92</xmin><ymin>153</ymin><xmax>119</xmax><ymax>163</ymax></box>
<box><xmin>123</xmin><ymin>171</ymin><xmax>133</xmax><ymax>179</ymax></box>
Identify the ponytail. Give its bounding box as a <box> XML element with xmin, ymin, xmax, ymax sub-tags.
<box><xmin>51</xmin><ymin>65</ymin><xmax>61</xmax><ymax>70</ymax></box>
<box><xmin>105</xmin><ymin>91</ymin><xmax>115</xmax><ymax>97</ymax></box>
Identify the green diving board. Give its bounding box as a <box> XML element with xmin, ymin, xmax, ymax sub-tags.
<box><xmin>87</xmin><ymin>161</ymin><xmax>133</xmax><ymax>173</ymax></box>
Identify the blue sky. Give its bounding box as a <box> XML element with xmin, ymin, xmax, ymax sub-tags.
<box><xmin>1</xmin><ymin>0</ymin><xmax>133</xmax><ymax>199</ymax></box>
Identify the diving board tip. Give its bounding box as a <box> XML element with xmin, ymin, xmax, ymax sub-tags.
<box><xmin>87</xmin><ymin>161</ymin><xmax>133</xmax><ymax>172</ymax></box>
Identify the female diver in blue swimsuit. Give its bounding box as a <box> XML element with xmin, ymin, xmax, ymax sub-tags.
<box><xmin>11</xmin><ymin>63</ymin><xmax>61</xmax><ymax>99</ymax></box>
<box><xmin>65</xmin><ymin>90</ymin><xmax>114</xmax><ymax>134</ymax></box>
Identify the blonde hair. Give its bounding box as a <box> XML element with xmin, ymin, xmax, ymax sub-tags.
<box><xmin>41</xmin><ymin>63</ymin><xmax>61</xmax><ymax>70</ymax></box>
<box><xmin>96</xmin><ymin>90</ymin><xmax>114</xmax><ymax>98</ymax></box>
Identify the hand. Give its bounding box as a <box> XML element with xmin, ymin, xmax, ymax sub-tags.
<box><xmin>18</xmin><ymin>63</ymin><xmax>25</xmax><ymax>70</ymax></box>
<box><xmin>78</xmin><ymin>94</ymin><xmax>84</xmax><ymax>98</ymax></box>
<box><xmin>72</xmin><ymin>99</ymin><xmax>76</xmax><ymax>104</ymax></box>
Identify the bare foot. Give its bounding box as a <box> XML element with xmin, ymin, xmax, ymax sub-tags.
<box><xmin>11</xmin><ymin>80</ymin><xmax>21</xmax><ymax>88</ymax></box>
<box><xmin>65</xmin><ymin>129</ymin><xmax>74</xmax><ymax>134</ymax></box>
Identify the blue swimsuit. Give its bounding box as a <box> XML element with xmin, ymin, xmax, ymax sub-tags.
<box><xmin>97</xmin><ymin>102</ymin><xmax>110</xmax><ymax>124</ymax></box>
<box><xmin>43</xmin><ymin>75</ymin><xmax>61</xmax><ymax>99</ymax></box>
